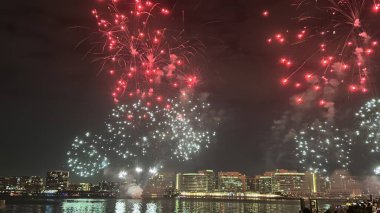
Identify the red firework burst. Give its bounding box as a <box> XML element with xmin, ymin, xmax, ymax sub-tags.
<box><xmin>91</xmin><ymin>0</ymin><xmax>201</xmax><ymax>105</ymax></box>
<box><xmin>267</xmin><ymin>0</ymin><xmax>379</xmax><ymax>106</ymax></box>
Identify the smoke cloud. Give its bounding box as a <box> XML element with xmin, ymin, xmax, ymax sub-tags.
<box><xmin>121</xmin><ymin>184</ymin><xmax>144</xmax><ymax>199</ymax></box>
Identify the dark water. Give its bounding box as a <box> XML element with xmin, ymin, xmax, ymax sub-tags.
<box><xmin>0</xmin><ymin>198</ymin><xmax>335</xmax><ymax>213</ymax></box>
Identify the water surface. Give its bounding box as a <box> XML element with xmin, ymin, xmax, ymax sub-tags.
<box><xmin>0</xmin><ymin>198</ymin><xmax>333</xmax><ymax>213</ymax></box>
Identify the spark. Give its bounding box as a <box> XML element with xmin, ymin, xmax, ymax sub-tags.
<box><xmin>374</xmin><ymin>166</ymin><xmax>380</xmax><ymax>175</ymax></box>
<box><xmin>91</xmin><ymin>0</ymin><xmax>200</xmax><ymax>104</ymax></box>
<box><xmin>149</xmin><ymin>167</ymin><xmax>158</xmax><ymax>175</ymax></box>
<box><xmin>105</xmin><ymin>97</ymin><xmax>217</xmax><ymax>167</ymax></box>
<box><xmin>268</xmin><ymin>0</ymin><xmax>379</xmax><ymax>102</ymax></box>
<box><xmin>294</xmin><ymin>120</ymin><xmax>352</xmax><ymax>174</ymax></box>
<box><xmin>262</xmin><ymin>10</ymin><xmax>269</xmax><ymax>17</ymax></box>
<box><xmin>67</xmin><ymin>132</ymin><xmax>110</xmax><ymax>177</ymax></box>
<box><xmin>118</xmin><ymin>170</ymin><xmax>128</xmax><ymax>179</ymax></box>
<box><xmin>355</xmin><ymin>99</ymin><xmax>380</xmax><ymax>153</ymax></box>
<box><xmin>135</xmin><ymin>167</ymin><xmax>143</xmax><ymax>173</ymax></box>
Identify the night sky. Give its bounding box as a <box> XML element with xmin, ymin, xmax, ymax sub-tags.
<box><xmin>1</xmin><ymin>0</ymin><xmax>378</xmax><ymax>181</ymax></box>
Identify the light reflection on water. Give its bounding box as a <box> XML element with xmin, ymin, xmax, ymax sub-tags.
<box><xmin>115</xmin><ymin>200</ymin><xmax>126</xmax><ymax>213</ymax></box>
<box><xmin>62</xmin><ymin>199</ymin><xmax>106</xmax><ymax>213</ymax></box>
<box><xmin>1</xmin><ymin>198</ymin><xmax>304</xmax><ymax>213</ymax></box>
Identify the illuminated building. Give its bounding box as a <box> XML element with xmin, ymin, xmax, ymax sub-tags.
<box><xmin>246</xmin><ymin>176</ymin><xmax>255</xmax><ymax>191</ymax></box>
<box><xmin>68</xmin><ymin>183</ymin><xmax>91</xmax><ymax>191</ymax></box>
<box><xmin>25</xmin><ymin>176</ymin><xmax>44</xmax><ymax>192</ymax></box>
<box><xmin>303</xmin><ymin>172</ymin><xmax>330</xmax><ymax>195</ymax></box>
<box><xmin>255</xmin><ymin>169</ymin><xmax>322</xmax><ymax>196</ymax></box>
<box><xmin>67</xmin><ymin>183</ymin><xmax>81</xmax><ymax>191</ymax></box>
<box><xmin>80</xmin><ymin>183</ymin><xmax>91</xmax><ymax>191</ymax></box>
<box><xmin>217</xmin><ymin>172</ymin><xmax>246</xmax><ymax>192</ymax></box>
<box><xmin>0</xmin><ymin>176</ymin><xmax>44</xmax><ymax>192</ymax></box>
<box><xmin>271</xmin><ymin>170</ymin><xmax>306</xmax><ymax>195</ymax></box>
<box><xmin>0</xmin><ymin>177</ymin><xmax>17</xmax><ymax>190</ymax></box>
<box><xmin>46</xmin><ymin>170</ymin><xmax>69</xmax><ymax>191</ymax></box>
<box><xmin>199</xmin><ymin>170</ymin><xmax>216</xmax><ymax>190</ymax></box>
<box><xmin>304</xmin><ymin>172</ymin><xmax>318</xmax><ymax>194</ymax></box>
<box><xmin>257</xmin><ymin>176</ymin><xmax>272</xmax><ymax>194</ymax></box>
<box><xmin>176</xmin><ymin>170</ymin><xmax>215</xmax><ymax>192</ymax></box>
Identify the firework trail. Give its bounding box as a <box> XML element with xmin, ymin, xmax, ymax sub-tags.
<box><xmin>268</xmin><ymin>0</ymin><xmax>380</xmax><ymax>107</ymax></box>
<box><xmin>355</xmin><ymin>98</ymin><xmax>380</xmax><ymax>152</ymax></box>
<box><xmin>91</xmin><ymin>0</ymin><xmax>200</xmax><ymax>104</ymax></box>
<box><xmin>294</xmin><ymin>120</ymin><xmax>352</xmax><ymax>174</ymax></box>
<box><xmin>67</xmin><ymin>132</ymin><xmax>111</xmax><ymax>177</ymax></box>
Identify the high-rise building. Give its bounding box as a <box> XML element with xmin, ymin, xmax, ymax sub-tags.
<box><xmin>46</xmin><ymin>171</ymin><xmax>69</xmax><ymax>191</ymax></box>
<box><xmin>271</xmin><ymin>170</ymin><xmax>305</xmax><ymax>195</ymax></box>
<box><xmin>217</xmin><ymin>172</ymin><xmax>246</xmax><ymax>192</ymax></box>
<box><xmin>176</xmin><ymin>170</ymin><xmax>215</xmax><ymax>192</ymax></box>
<box><xmin>254</xmin><ymin>169</ymin><xmax>322</xmax><ymax>196</ymax></box>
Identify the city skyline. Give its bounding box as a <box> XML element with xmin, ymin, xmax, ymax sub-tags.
<box><xmin>1</xmin><ymin>168</ymin><xmax>372</xmax><ymax>199</ymax></box>
<box><xmin>2</xmin><ymin>0</ymin><xmax>380</xmax><ymax>182</ymax></box>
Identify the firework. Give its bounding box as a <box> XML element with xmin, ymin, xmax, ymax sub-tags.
<box><xmin>91</xmin><ymin>0</ymin><xmax>200</xmax><ymax>104</ymax></box>
<box><xmin>269</xmin><ymin>0</ymin><xmax>379</xmax><ymax>106</ymax></box>
<box><xmin>105</xmin><ymin>99</ymin><xmax>165</xmax><ymax>166</ymax></box>
<box><xmin>67</xmin><ymin>0</ymin><xmax>215</xmax><ymax>178</ymax></box>
<box><xmin>355</xmin><ymin>99</ymin><xmax>380</xmax><ymax>152</ymax></box>
<box><xmin>294</xmin><ymin>120</ymin><xmax>352</xmax><ymax>174</ymax></box>
<box><xmin>374</xmin><ymin>166</ymin><xmax>380</xmax><ymax>175</ymax></box>
<box><xmin>161</xmin><ymin>97</ymin><xmax>217</xmax><ymax>161</ymax></box>
<box><xmin>118</xmin><ymin>170</ymin><xmax>128</xmax><ymax>179</ymax></box>
<box><xmin>105</xmin><ymin>97</ymin><xmax>217</xmax><ymax>166</ymax></box>
<box><xmin>67</xmin><ymin>132</ymin><xmax>110</xmax><ymax>177</ymax></box>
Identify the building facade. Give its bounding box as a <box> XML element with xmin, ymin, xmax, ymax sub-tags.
<box><xmin>0</xmin><ymin>176</ymin><xmax>44</xmax><ymax>192</ymax></box>
<box><xmin>46</xmin><ymin>171</ymin><xmax>69</xmax><ymax>191</ymax></box>
<box><xmin>68</xmin><ymin>183</ymin><xmax>91</xmax><ymax>191</ymax></box>
<box><xmin>176</xmin><ymin>170</ymin><xmax>215</xmax><ymax>192</ymax></box>
<box><xmin>246</xmin><ymin>176</ymin><xmax>255</xmax><ymax>191</ymax></box>
<box><xmin>257</xmin><ymin>176</ymin><xmax>272</xmax><ymax>194</ymax></box>
<box><xmin>254</xmin><ymin>169</ymin><xmax>322</xmax><ymax>196</ymax></box>
<box><xmin>217</xmin><ymin>172</ymin><xmax>246</xmax><ymax>192</ymax></box>
<box><xmin>271</xmin><ymin>170</ymin><xmax>305</xmax><ymax>195</ymax></box>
